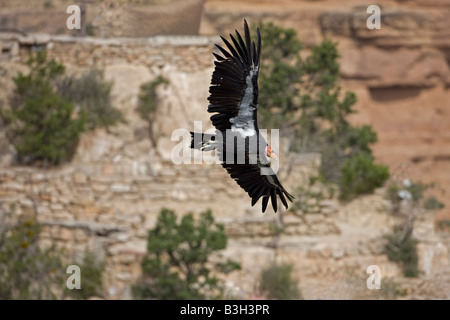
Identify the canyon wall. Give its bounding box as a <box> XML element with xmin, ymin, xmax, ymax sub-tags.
<box><xmin>0</xmin><ymin>32</ymin><xmax>449</xmax><ymax>299</ymax></box>
<box><xmin>0</xmin><ymin>0</ymin><xmax>449</xmax><ymax>299</ymax></box>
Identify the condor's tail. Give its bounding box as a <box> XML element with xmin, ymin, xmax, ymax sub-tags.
<box><xmin>190</xmin><ymin>132</ymin><xmax>217</xmax><ymax>151</ymax></box>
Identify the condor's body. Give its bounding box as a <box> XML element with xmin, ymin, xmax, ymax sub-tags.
<box><xmin>190</xmin><ymin>20</ymin><xmax>294</xmax><ymax>213</ymax></box>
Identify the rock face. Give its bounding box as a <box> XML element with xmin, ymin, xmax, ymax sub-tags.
<box><xmin>0</xmin><ymin>31</ymin><xmax>449</xmax><ymax>299</ymax></box>
<box><xmin>0</xmin><ymin>0</ymin><xmax>450</xmax><ymax>299</ymax></box>
<box><xmin>0</xmin><ymin>0</ymin><xmax>206</xmax><ymax>37</ymax></box>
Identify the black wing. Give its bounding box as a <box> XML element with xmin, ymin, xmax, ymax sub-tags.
<box><xmin>207</xmin><ymin>19</ymin><xmax>261</xmax><ymax>136</ymax></box>
<box><xmin>221</xmin><ymin>155</ymin><xmax>295</xmax><ymax>213</ymax></box>
<box><xmin>208</xmin><ymin>20</ymin><xmax>294</xmax><ymax>212</ymax></box>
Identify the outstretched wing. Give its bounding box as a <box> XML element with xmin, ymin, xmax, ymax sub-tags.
<box><xmin>208</xmin><ymin>20</ymin><xmax>294</xmax><ymax>213</ymax></box>
<box><xmin>207</xmin><ymin>19</ymin><xmax>261</xmax><ymax>137</ymax></box>
<box><xmin>216</xmin><ymin>131</ymin><xmax>294</xmax><ymax>213</ymax></box>
<box><xmin>222</xmin><ymin>158</ymin><xmax>295</xmax><ymax>213</ymax></box>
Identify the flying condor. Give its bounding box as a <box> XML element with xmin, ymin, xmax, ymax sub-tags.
<box><xmin>190</xmin><ymin>20</ymin><xmax>294</xmax><ymax>213</ymax></box>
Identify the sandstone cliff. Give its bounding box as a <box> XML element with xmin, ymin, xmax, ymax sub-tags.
<box><xmin>0</xmin><ymin>0</ymin><xmax>449</xmax><ymax>299</ymax></box>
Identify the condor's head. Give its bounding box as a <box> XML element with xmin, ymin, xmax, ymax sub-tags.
<box><xmin>265</xmin><ymin>145</ymin><xmax>278</xmax><ymax>162</ymax></box>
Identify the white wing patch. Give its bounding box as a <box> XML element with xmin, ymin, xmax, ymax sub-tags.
<box><xmin>229</xmin><ymin>67</ymin><xmax>258</xmax><ymax>138</ymax></box>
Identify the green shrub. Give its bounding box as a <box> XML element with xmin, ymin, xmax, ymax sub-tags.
<box><xmin>137</xmin><ymin>76</ymin><xmax>169</xmax><ymax>118</ymax></box>
<box><xmin>43</xmin><ymin>1</ymin><xmax>53</xmax><ymax>8</ymax></box>
<box><xmin>85</xmin><ymin>23</ymin><xmax>95</xmax><ymax>36</ymax></box>
<box><xmin>0</xmin><ymin>204</ymin><xmax>65</xmax><ymax>299</ymax></box>
<box><xmin>1</xmin><ymin>51</ymin><xmax>85</xmax><ymax>165</ymax></box>
<box><xmin>437</xmin><ymin>220</ymin><xmax>450</xmax><ymax>231</ymax></box>
<box><xmin>423</xmin><ymin>197</ymin><xmax>445</xmax><ymax>210</ymax></box>
<box><xmin>378</xmin><ymin>278</ymin><xmax>408</xmax><ymax>299</ymax></box>
<box><xmin>258</xmin><ymin>263</ymin><xmax>302</xmax><ymax>300</ymax></box>
<box><xmin>59</xmin><ymin>69</ymin><xmax>124</xmax><ymax>130</ymax></box>
<box><xmin>132</xmin><ymin>208</ymin><xmax>240</xmax><ymax>300</ymax></box>
<box><xmin>0</xmin><ymin>202</ymin><xmax>106</xmax><ymax>300</ymax></box>
<box><xmin>137</xmin><ymin>76</ymin><xmax>169</xmax><ymax>147</ymax></box>
<box><xmin>383</xmin><ymin>178</ymin><xmax>445</xmax><ymax>277</ymax></box>
<box><xmin>385</xmin><ymin>226</ymin><xmax>419</xmax><ymax>278</ymax></box>
<box><xmin>255</xmin><ymin>21</ymin><xmax>389</xmax><ymax>199</ymax></box>
<box><xmin>0</xmin><ymin>51</ymin><xmax>126</xmax><ymax>165</ymax></box>
<box><xmin>339</xmin><ymin>153</ymin><xmax>389</xmax><ymax>201</ymax></box>
<box><xmin>367</xmin><ymin>277</ymin><xmax>407</xmax><ymax>300</ymax></box>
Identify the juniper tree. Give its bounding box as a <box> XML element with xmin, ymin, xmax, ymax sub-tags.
<box><xmin>1</xmin><ymin>51</ymin><xmax>85</xmax><ymax>165</ymax></box>
<box><xmin>255</xmin><ymin>21</ymin><xmax>389</xmax><ymax>199</ymax></box>
<box><xmin>136</xmin><ymin>76</ymin><xmax>169</xmax><ymax>148</ymax></box>
<box><xmin>133</xmin><ymin>208</ymin><xmax>240</xmax><ymax>300</ymax></box>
